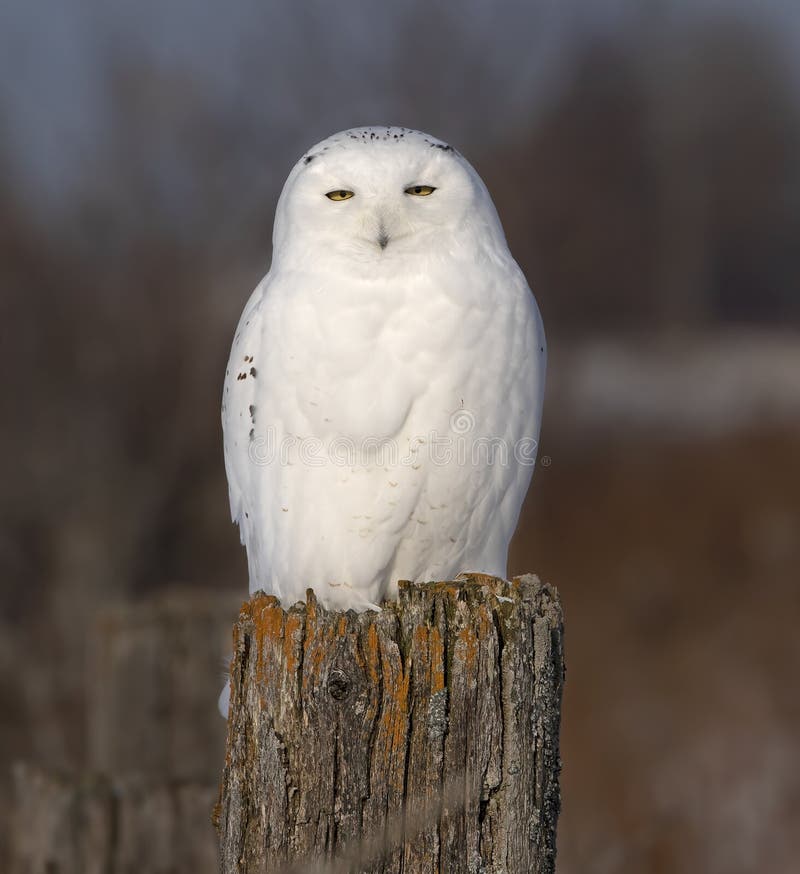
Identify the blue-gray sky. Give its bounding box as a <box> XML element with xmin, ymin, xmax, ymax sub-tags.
<box><xmin>1</xmin><ymin>0</ymin><xmax>798</xmax><ymax>223</ymax></box>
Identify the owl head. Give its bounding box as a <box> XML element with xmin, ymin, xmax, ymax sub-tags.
<box><xmin>271</xmin><ymin>126</ymin><xmax>506</xmax><ymax>271</ymax></box>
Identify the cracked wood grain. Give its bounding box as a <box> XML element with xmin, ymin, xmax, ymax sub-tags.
<box><xmin>216</xmin><ymin>574</ymin><xmax>564</xmax><ymax>873</ymax></box>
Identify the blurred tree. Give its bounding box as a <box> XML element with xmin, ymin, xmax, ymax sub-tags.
<box><xmin>483</xmin><ymin>13</ymin><xmax>800</xmax><ymax>335</ymax></box>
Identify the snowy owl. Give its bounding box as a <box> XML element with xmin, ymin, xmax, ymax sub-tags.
<box><xmin>222</xmin><ymin>126</ymin><xmax>545</xmax><ymax>611</ymax></box>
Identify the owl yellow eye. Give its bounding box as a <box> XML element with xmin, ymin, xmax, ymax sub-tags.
<box><xmin>405</xmin><ymin>185</ymin><xmax>436</xmax><ymax>196</ymax></box>
<box><xmin>325</xmin><ymin>189</ymin><xmax>354</xmax><ymax>201</ymax></box>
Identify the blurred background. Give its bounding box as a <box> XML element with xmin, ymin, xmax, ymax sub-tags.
<box><xmin>1</xmin><ymin>1</ymin><xmax>799</xmax><ymax>871</ymax></box>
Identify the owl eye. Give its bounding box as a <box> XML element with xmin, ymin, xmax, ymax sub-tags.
<box><xmin>405</xmin><ymin>185</ymin><xmax>436</xmax><ymax>196</ymax></box>
<box><xmin>325</xmin><ymin>190</ymin><xmax>354</xmax><ymax>201</ymax></box>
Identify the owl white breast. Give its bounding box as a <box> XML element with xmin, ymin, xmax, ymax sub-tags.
<box><xmin>222</xmin><ymin>126</ymin><xmax>545</xmax><ymax>610</ymax></box>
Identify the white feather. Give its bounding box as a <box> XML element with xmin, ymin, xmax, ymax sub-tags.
<box><xmin>222</xmin><ymin>126</ymin><xmax>545</xmax><ymax>611</ymax></box>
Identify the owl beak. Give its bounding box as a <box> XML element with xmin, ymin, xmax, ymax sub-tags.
<box><xmin>377</xmin><ymin>226</ymin><xmax>390</xmax><ymax>250</ymax></box>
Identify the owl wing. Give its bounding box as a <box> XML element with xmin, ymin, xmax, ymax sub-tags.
<box><xmin>221</xmin><ymin>280</ymin><xmax>265</xmax><ymax>534</ymax></box>
<box><xmin>385</xmin><ymin>260</ymin><xmax>546</xmax><ymax>585</ymax></box>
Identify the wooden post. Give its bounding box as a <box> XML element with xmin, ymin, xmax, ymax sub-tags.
<box><xmin>10</xmin><ymin>764</ymin><xmax>219</xmax><ymax>874</ymax></box>
<box><xmin>88</xmin><ymin>590</ymin><xmax>239</xmax><ymax>780</ymax></box>
<box><xmin>10</xmin><ymin>590</ymin><xmax>239</xmax><ymax>874</ymax></box>
<box><xmin>216</xmin><ymin>573</ymin><xmax>564</xmax><ymax>873</ymax></box>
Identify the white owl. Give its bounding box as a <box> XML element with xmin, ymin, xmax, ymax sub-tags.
<box><xmin>222</xmin><ymin>126</ymin><xmax>545</xmax><ymax>611</ymax></box>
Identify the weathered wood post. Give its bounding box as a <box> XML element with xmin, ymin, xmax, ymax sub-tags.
<box><xmin>216</xmin><ymin>573</ymin><xmax>564</xmax><ymax>873</ymax></box>
<box><xmin>10</xmin><ymin>590</ymin><xmax>239</xmax><ymax>874</ymax></box>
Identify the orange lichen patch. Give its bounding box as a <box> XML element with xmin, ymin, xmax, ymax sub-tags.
<box><xmin>456</xmin><ymin>626</ymin><xmax>479</xmax><ymax>671</ymax></box>
<box><xmin>302</xmin><ymin>640</ymin><xmax>328</xmax><ymax>688</ymax></box>
<box><xmin>305</xmin><ymin>593</ymin><xmax>318</xmax><ymax>626</ymax></box>
<box><xmin>378</xmin><ymin>641</ymin><xmax>406</xmax><ymax>715</ymax></box>
<box><xmin>411</xmin><ymin>624</ymin><xmax>444</xmax><ymax>695</ymax></box>
<box><xmin>391</xmin><ymin>668</ymin><xmax>411</xmax><ymax>750</ymax></box>
<box><xmin>375</xmin><ymin>639</ymin><xmax>411</xmax><ymax>791</ymax></box>
<box><xmin>251</xmin><ymin>600</ymin><xmax>285</xmax><ymax>678</ymax></box>
<box><xmin>411</xmin><ymin>625</ymin><xmax>431</xmax><ymax>687</ymax></box>
<box><xmin>429</xmin><ymin>626</ymin><xmax>445</xmax><ymax>694</ymax></box>
<box><xmin>283</xmin><ymin>611</ymin><xmax>304</xmax><ymax>677</ymax></box>
<box><xmin>364</xmin><ymin>624</ymin><xmax>381</xmax><ymax>686</ymax></box>
<box><xmin>475</xmin><ymin>604</ymin><xmax>494</xmax><ymax>642</ymax></box>
<box><xmin>423</xmin><ymin>581</ymin><xmax>470</xmax><ymax>599</ymax></box>
<box><xmin>249</xmin><ymin>593</ymin><xmax>282</xmax><ymax>612</ymax></box>
<box><xmin>231</xmin><ymin>621</ymin><xmax>243</xmax><ymax>656</ymax></box>
<box><xmin>238</xmin><ymin>598</ymin><xmax>253</xmax><ymax>619</ymax></box>
<box><xmin>301</xmin><ymin>609</ymin><xmax>335</xmax><ymax>690</ymax></box>
<box><xmin>302</xmin><ymin>601</ymin><xmax>317</xmax><ymax>660</ymax></box>
<box><xmin>255</xmin><ymin>602</ymin><xmax>284</xmax><ymax>639</ymax></box>
<box><xmin>463</xmin><ymin>572</ymin><xmax>504</xmax><ymax>588</ymax></box>
<box><xmin>337</xmin><ymin>615</ymin><xmax>348</xmax><ymax>637</ymax></box>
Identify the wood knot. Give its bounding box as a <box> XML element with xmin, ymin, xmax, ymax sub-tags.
<box><xmin>327</xmin><ymin>669</ymin><xmax>351</xmax><ymax>701</ymax></box>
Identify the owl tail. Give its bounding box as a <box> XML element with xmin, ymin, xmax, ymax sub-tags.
<box><xmin>218</xmin><ymin>679</ymin><xmax>231</xmax><ymax>718</ymax></box>
<box><xmin>218</xmin><ymin>653</ymin><xmax>232</xmax><ymax>718</ymax></box>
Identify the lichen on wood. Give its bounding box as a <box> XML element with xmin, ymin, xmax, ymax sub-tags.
<box><xmin>216</xmin><ymin>573</ymin><xmax>564</xmax><ymax>873</ymax></box>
